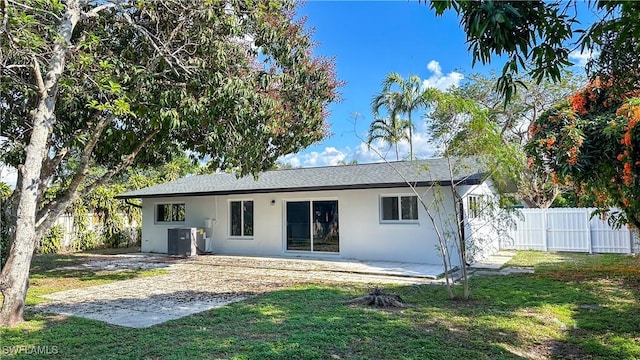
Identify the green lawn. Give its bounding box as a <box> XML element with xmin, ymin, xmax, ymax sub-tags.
<box><xmin>1</xmin><ymin>251</ymin><xmax>639</xmax><ymax>359</ymax></box>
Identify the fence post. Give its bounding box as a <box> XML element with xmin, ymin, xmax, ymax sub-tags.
<box><xmin>629</xmin><ymin>227</ymin><xmax>634</xmax><ymax>254</ymax></box>
<box><xmin>542</xmin><ymin>209</ymin><xmax>548</xmax><ymax>252</ymax></box>
<box><xmin>586</xmin><ymin>209</ymin><xmax>592</xmax><ymax>254</ymax></box>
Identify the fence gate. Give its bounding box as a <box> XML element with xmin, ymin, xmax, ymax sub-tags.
<box><xmin>546</xmin><ymin>209</ymin><xmax>590</xmax><ymax>252</ymax></box>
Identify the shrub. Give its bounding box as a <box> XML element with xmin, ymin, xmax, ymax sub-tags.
<box><xmin>73</xmin><ymin>231</ymin><xmax>100</xmax><ymax>251</ymax></box>
<box><xmin>40</xmin><ymin>225</ymin><xmax>64</xmax><ymax>254</ymax></box>
<box><xmin>105</xmin><ymin>228</ymin><xmax>129</xmax><ymax>248</ymax></box>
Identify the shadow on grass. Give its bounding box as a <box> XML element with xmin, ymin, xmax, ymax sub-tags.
<box><xmin>31</xmin><ymin>268</ymin><xmax>164</xmax><ymax>282</ymax></box>
<box><xmin>468</xmin><ymin>256</ymin><xmax>640</xmax><ymax>359</ymax></box>
<box><xmin>29</xmin><ymin>254</ymin><xmax>94</xmax><ymax>274</ymax></box>
<box><xmin>29</xmin><ymin>251</ymin><xmax>172</xmax><ymax>282</ymax></box>
<box><xmin>29</xmin><ymin>247</ymin><xmax>145</xmax><ymax>274</ymax></box>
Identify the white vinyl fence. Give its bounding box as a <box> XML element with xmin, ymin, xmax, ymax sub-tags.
<box><xmin>52</xmin><ymin>213</ymin><xmax>139</xmax><ymax>249</ymax></box>
<box><xmin>503</xmin><ymin>208</ymin><xmax>639</xmax><ymax>254</ymax></box>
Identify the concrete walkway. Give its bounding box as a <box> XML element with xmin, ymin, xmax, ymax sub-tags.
<box><xmin>468</xmin><ymin>251</ymin><xmax>535</xmax><ymax>276</ymax></box>
<box><xmin>351</xmin><ymin>261</ymin><xmax>443</xmax><ymax>279</ymax></box>
<box><xmin>469</xmin><ymin>251</ymin><xmax>516</xmax><ymax>270</ymax></box>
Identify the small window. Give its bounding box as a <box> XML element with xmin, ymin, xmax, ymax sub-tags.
<box><xmin>156</xmin><ymin>203</ymin><xmax>185</xmax><ymax>223</ymax></box>
<box><xmin>230</xmin><ymin>200</ymin><xmax>253</xmax><ymax>237</ymax></box>
<box><xmin>468</xmin><ymin>195</ymin><xmax>482</xmax><ymax>218</ymax></box>
<box><xmin>380</xmin><ymin>195</ymin><xmax>418</xmax><ymax>222</ymax></box>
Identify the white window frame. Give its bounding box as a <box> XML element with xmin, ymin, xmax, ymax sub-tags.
<box><xmin>467</xmin><ymin>195</ymin><xmax>483</xmax><ymax>219</ymax></box>
<box><xmin>154</xmin><ymin>202</ymin><xmax>186</xmax><ymax>224</ymax></box>
<box><xmin>379</xmin><ymin>194</ymin><xmax>419</xmax><ymax>223</ymax></box>
<box><xmin>229</xmin><ymin>199</ymin><xmax>254</xmax><ymax>239</ymax></box>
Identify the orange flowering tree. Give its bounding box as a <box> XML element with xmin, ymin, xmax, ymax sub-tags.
<box><xmin>526</xmin><ymin>80</ymin><xmax>640</xmax><ymax>229</ymax></box>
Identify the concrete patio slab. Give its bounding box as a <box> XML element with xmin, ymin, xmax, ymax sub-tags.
<box><xmin>187</xmin><ymin>254</ymin><xmax>444</xmax><ymax>279</ymax></box>
<box><xmin>469</xmin><ymin>251</ymin><xmax>516</xmax><ymax>270</ymax></box>
<box><xmin>345</xmin><ymin>261</ymin><xmax>443</xmax><ymax>279</ymax></box>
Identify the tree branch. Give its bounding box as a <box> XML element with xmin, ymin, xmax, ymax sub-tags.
<box><xmin>1</xmin><ymin>0</ymin><xmax>9</xmax><ymax>34</ymax></box>
<box><xmin>31</xmin><ymin>55</ymin><xmax>45</xmax><ymax>97</ymax></box>
<box><xmin>35</xmin><ymin>127</ymin><xmax>160</xmax><ymax>236</ymax></box>
<box><xmin>115</xmin><ymin>4</ymin><xmax>193</xmax><ymax>76</ymax></box>
<box><xmin>38</xmin><ymin>123</ymin><xmax>88</xmax><ymax>190</ymax></box>
<box><xmin>36</xmin><ymin>144</ymin><xmax>69</xmax><ymax>204</ymax></box>
<box><xmin>35</xmin><ymin>116</ymin><xmax>112</xmax><ymax>233</ymax></box>
<box><xmin>81</xmin><ymin>128</ymin><xmax>161</xmax><ymax>195</ymax></box>
<box><xmin>83</xmin><ymin>3</ymin><xmax>115</xmax><ymax>18</ymax></box>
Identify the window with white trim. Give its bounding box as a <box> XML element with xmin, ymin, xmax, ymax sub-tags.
<box><xmin>155</xmin><ymin>203</ymin><xmax>185</xmax><ymax>223</ymax></box>
<box><xmin>468</xmin><ymin>195</ymin><xmax>482</xmax><ymax>219</ymax></box>
<box><xmin>230</xmin><ymin>200</ymin><xmax>253</xmax><ymax>237</ymax></box>
<box><xmin>380</xmin><ymin>195</ymin><xmax>418</xmax><ymax>222</ymax></box>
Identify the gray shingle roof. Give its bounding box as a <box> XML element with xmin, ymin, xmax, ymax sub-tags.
<box><xmin>115</xmin><ymin>157</ymin><xmax>485</xmax><ymax>199</ymax></box>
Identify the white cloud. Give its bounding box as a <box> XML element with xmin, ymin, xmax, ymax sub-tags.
<box><xmin>280</xmin><ymin>123</ymin><xmax>441</xmax><ymax>169</ymax></box>
<box><xmin>353</xmin><ymin>140</ymin><xmax>392</xmax><ymax>163</ymax></box>
<box><xmin>569</xmin><ymin>49</ymin><xmax>599</xmax><ymax>68</ymax></box>
<box><xmin>422</xmin><ymin>60</ymin><xmax>464</xmax><ymax>91</ymax></box>
<box><xmin>280</xmin><ymin>146</ymin><xmax>347</xmax><ymax>167</ymax></box>
<box><xmin>352</xmin><ymin>130</ymin><xmax>439</xmax><ymax>163</ymax></box>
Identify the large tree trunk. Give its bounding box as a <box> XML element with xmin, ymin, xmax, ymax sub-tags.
<box><xmin>0</xmin><ymin>1</ymin><xmax>80</xmax><ymax>327</ymax></box>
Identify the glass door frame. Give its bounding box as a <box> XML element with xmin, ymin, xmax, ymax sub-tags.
<box><xmin>283</xmin><ymin>198</ymin><xmax>340</xmax><ymax>254</ymax></box>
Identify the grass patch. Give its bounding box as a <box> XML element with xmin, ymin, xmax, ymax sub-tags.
<box><xmin>2</xmin><ymin>251</ymin><xmax>639</xmax><ymax>359</ymax></box>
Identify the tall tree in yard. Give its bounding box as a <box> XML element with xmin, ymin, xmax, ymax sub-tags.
<box><xmin>366</xmin><ymin>113</ymin><xmax>410</xmax><ymax>161</ymax></box>
<box><xmin>527</xmin><ymin>82</ymin><xmax>640</xmax><ymax>229</ymax></box>
<box><xmin>0</xmin><ymin>0</ymin><xmax>339</xmax><ymax>326</ymax></box>
<box><xmin>367</xmin><ymin>93</ymin><xmax>410</xmax><ymax>161</ymax></box>
<box><xmin>371</xmin><ymin>73</ymin><xmax>439</xmax><ymax>160</ymax></box>
<box><xmin>429</xmin><ymin>0</ymin><xmax>640</xmax><ymax>228</ymax></box>
<box><xmin>525</xmin><ymin>2</ymin><xmax>640</xmax><ymax>228</ymax></box>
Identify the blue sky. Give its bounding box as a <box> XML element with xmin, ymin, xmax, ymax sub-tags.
<box><xmin>280</xmin><ymin>1</ymin><xmax>594</xmax><ymax>167</ymax></box>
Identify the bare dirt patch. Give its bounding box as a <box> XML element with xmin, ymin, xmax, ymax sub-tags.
<box><xmin>31</xmin><ymin>254</ymin><xmax>433</xmax><ymax>327</ymax></box>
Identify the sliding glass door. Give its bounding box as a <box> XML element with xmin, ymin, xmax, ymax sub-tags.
<box><xmin>286</xmin><ymin>200</ymin><xmax>339</xmax><ymax>253</ymax></box>
<box><xmin>286</xmin><ymin>201</ymin><xmax>311</xmax><ymax>251</ymax></box>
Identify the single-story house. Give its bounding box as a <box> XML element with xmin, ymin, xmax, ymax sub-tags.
<box><xmin>115</xmin><ymin>157</ymin><xmax>500</xmax><ymax>267</ymax></box>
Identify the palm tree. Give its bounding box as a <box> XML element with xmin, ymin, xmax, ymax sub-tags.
<box><xmin>366</xmin><ymin>113</ymin><xmax>410</xmax><ymax>161</ymax></box>
<box><xmin>372</xmin><ymin>73</ymin><xmax>440</xmax><ymax>160</ymax></box>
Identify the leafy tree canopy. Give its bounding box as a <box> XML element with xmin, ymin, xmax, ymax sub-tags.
<box><xmin>0</xmin><ymin>0</ymin><xmax>339</xmax><ymax>326</ymax></box>
<box><xmin>526</xmin><ymin>80</ymin><xmax>640</xmax><ymax>228</ymax></box>
<box><xmin>2</xmin><ymin>0</ymin><xmax>339</xmax><ymax>178</ymax></box>
<box><xmin>429</xmin><ymin>0</ymin><xmax>639</xmax><ymax>102</ymax></box>
<box><xmin>430</xmin><ymin>71</ymin><xmax>583</xmax><ymax>208</ymax></box>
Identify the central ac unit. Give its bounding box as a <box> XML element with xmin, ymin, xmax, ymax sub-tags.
<box><xmin>167</xmin><ymin>228</ymin><xmax>205</xmax><ymax>256</ymax></box>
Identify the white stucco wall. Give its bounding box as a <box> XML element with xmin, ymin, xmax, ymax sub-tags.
<box><xmin>140</xmin><ymin>196</ymin><xmax>216</xmax><ymax>253</ymax></box>
<box><xmin>140</xmin><ymin>185</ymin><xmax>498</xmax><ymax>265</ymax></box>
